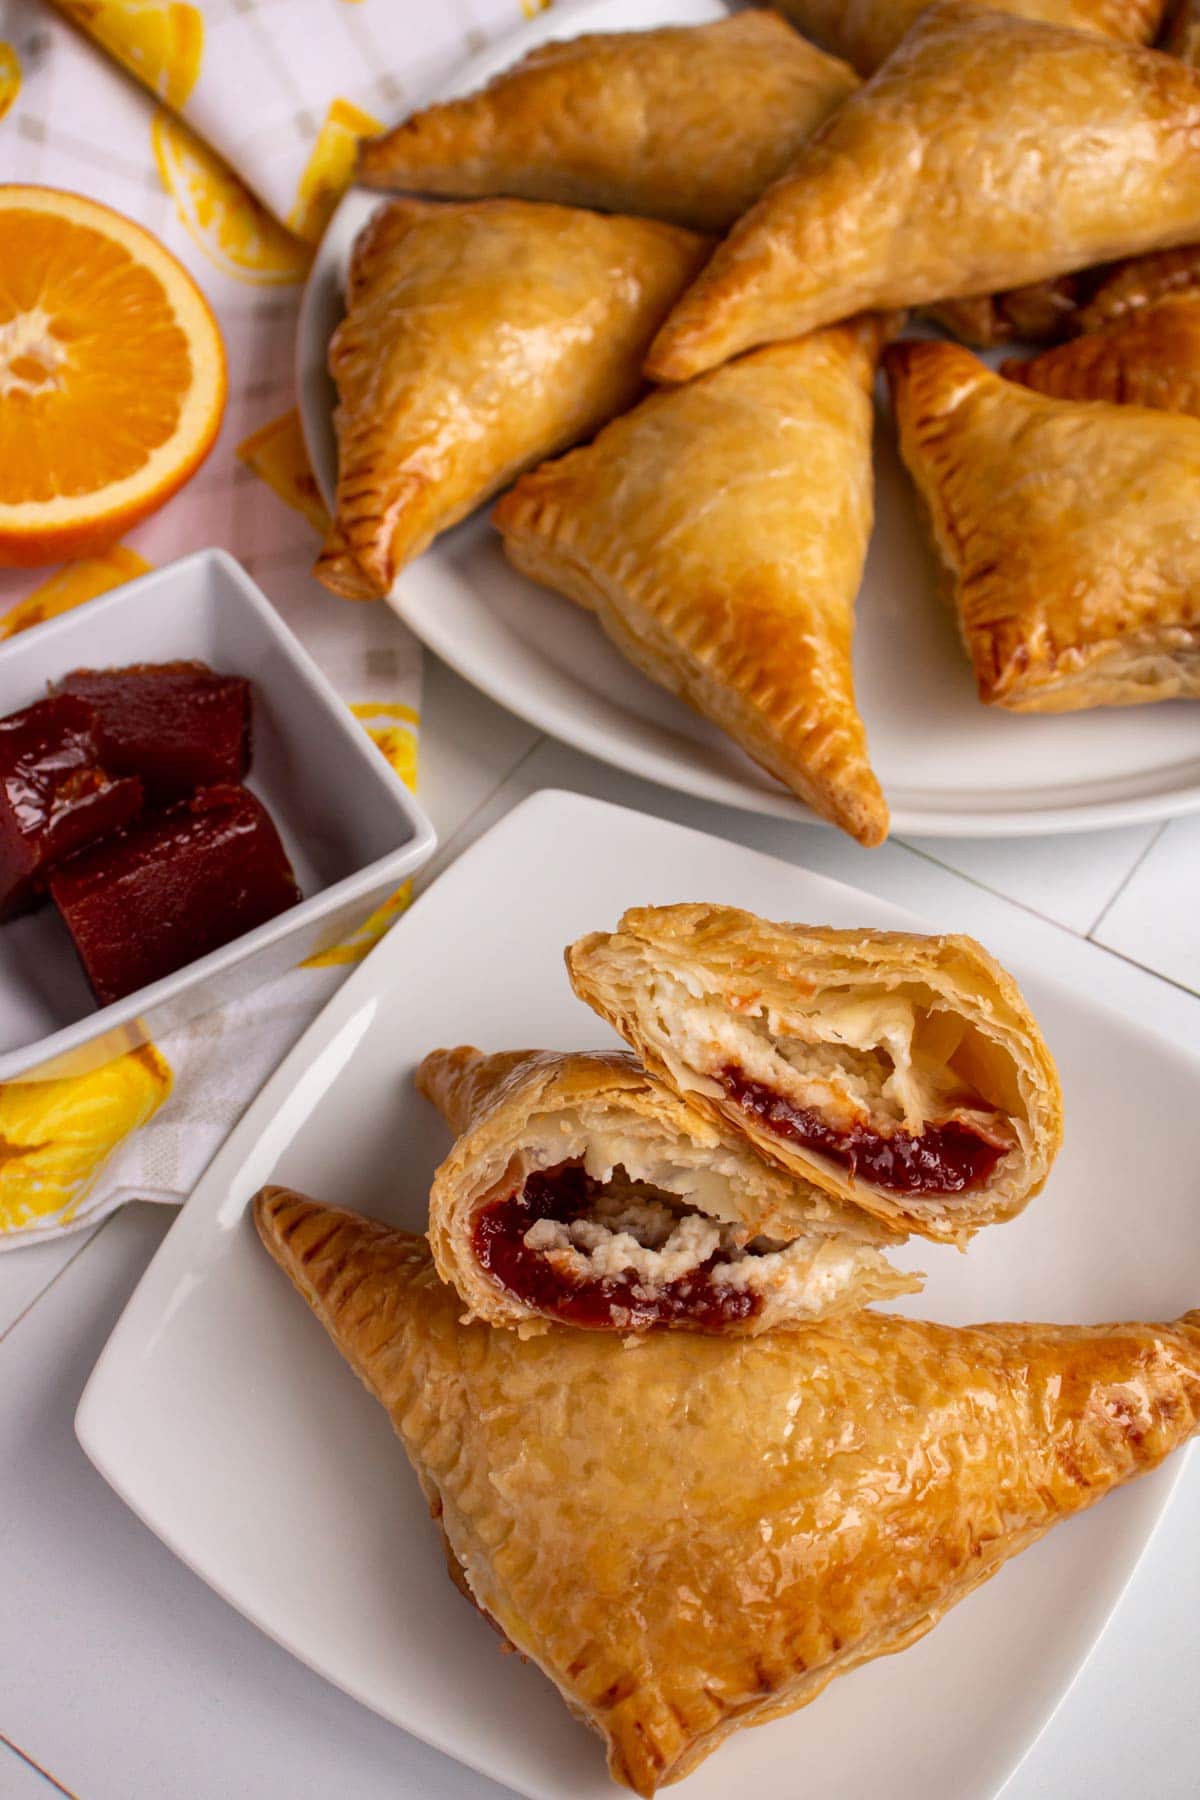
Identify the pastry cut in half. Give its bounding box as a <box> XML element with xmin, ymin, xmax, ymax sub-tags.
<box><xmin>417</xmin><ymin>1045</ymin><xmax>918</xmax><ymax>1336</ymax></box>
<box><xmin>316</xmin><ymin>197</ymin><xmax>709</xmax><ymax>599</ymax></box>
<box><xmin>1001</xmin><ymin>295</ymin><xmax>1200</xmax><ymax>416</ymax></box>
<box><xmin>357</xmin><ymin>12</ymin><xmax>859</xmax><ymax>234</ymax></box>
<box><xmin>255</xmin><ymin>1186</ymin><xmax>1200</xmax><ymax>1799</ymax></box>
<box><xmin>494</xmin><ymin>322</ymin><xmax>888</xmax><ymax>846</ymax></box>
<box><xmin>566</xmin><ymin>904</ymin><xmax>1062</xmax><ymax>1244</ymax></box>
<box><xmin>887</xmin><ymin>338</ymin><xmax>1200</xmax><ymax>710</ymax></box>
<box><xmin>646</xmin><ymin>2</ymin><xmax>1200</xmax><ymax>382</ymax></box>
<box><xmin>772</xmin><ymin>0</ymin><xmax>1166</xmax><ymax>74</ymax></box>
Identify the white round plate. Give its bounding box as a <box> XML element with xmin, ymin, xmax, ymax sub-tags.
<box><xmin>298</xmin><ymin>0</ymin><xmax>1200</xmax><ymax>838</ymax></box>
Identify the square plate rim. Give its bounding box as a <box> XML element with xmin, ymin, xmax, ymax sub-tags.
<box><xmin>74</xmin><ymin>786</ymin><xmax>1200</xmax><ymax>1799</ymax></box>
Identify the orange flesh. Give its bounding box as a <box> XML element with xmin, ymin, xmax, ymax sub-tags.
<box><xmin>0</xmin><ymin>211</ymin><xmax>193</xmax><ymax>503</ymax></box>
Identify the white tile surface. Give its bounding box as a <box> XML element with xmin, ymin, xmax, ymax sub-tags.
<box><xmin>1091</xmin><ymin>816</ymin><xmax>1200</xmax><ymax>992</ymax></box>
<box><xmin>0</xmin><ymin>1227</ymin><xmax>100</xmax><ymax>1342</ymax></box>
<box><xmin>0</xmin><ymin>1739</ymin><xmax>70</xmax><ymax>1798</ymax></box>
<box><xmin>415</xmin><ymin>656</ymin><xmax>540</xmax><ymax>856</ymax></box>
<box><xmin>904</xmin><ymin>823</ymin><xmax>1158</xmax><ymax>936</ymax></box>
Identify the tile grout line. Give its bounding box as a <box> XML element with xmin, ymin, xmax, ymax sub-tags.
<box><xmin>0</xmin><ymin>1215</ymin><xmax>116</xmax><ymax>1348</ymax></box>
<box><xmin>892</xmin><ymin>835</ymin><xmax>1103</xmax><ymax>940</ymax></box>
<box><xmin>413</xmin><ymin>732</ymin><xmax>548</xmax><ymax>894</ymax></box>
<box><xmin>1069</xmin><ymin>934</ymin><xmax>1200</xmax><ymax>1006</ymax></box>
<box><xmin>1084</xmin><ymin>821</ymin><xmax>1169</xmax><ymax>941</ymax></box>
<box><xmin>899</xmin><ymin>832</ymin><xmax>1200</xmax><ymax>1004</ymax></box>
<box><xmin>0</xmin><ymin>1733</ymin><xmax>80</xmax><ymax>1799</ymax></box>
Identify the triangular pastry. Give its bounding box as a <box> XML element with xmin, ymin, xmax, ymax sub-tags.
<box><xmin>566</xmin><ymin>903</ymin><xmax>1062</xmax><ymax>1245</ymax></box>
<box><xmin>1166</xmin><ymin>0</ymin><xmax>1200</xmax><ymax>61</ymax></box>
<box><xmin>772</xmin><ymin>0</ymin><xmax>1167</xmax><ymax>74</ymax></box>
<box><xmin>887</xmin><ymin>338</ymin><xmax>1200</xmax><ymax>710</ymax></box>
<box><xmin>255</xmin><ymin>1186</ymin><xmax>1200</xmax><ymax>1799</ymax></box>
<box><xmin>417</xmin><ymin>1045</ymin><xmax>917</xmax><ymax>1336</ymax></box>
<box><xmin>493</xmin><ymin>323</ymin><xmax>889</xmax><ymax>846</ymax></box>
<box><xmin>315</xmin><ymin>197</ymin><xmax>709</xmax><ymax>599</ymax></box>
<box><xmin>926</xmin><ymin>278</ymin><xmax>1086</xmax><ymax>347</ymax></box>
<box><xmin>1002</xmin><ymin>295</ymin><xmax>1200</xmax><ymax>416</ymax></box>
<box><xmin>646</xmin><ymin>2</ymin><xmax>1200</xmax><ymax>383</ymax></box>
<box><xmin>1077</xmin><ymin>242</ymin><xmax>1200</xmax><ymax>333</ymax></box>
<box><xmin>358</xmin><ymin>12</ymin><xmax>859</xmax><ymax>234</ymax></box>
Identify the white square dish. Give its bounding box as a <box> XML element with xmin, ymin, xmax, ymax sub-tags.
<box><xmin>0</xmin><ymin>548</ymin><xmax>435</xmax><ymax>1081</ymax></box>
<box><xmin>76</xmin><ymin>791</ymin><xmax>1199</xmax><ymax>1800</ymax></box>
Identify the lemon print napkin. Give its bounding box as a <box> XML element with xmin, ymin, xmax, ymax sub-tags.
<box><xmin>0</xmin><ymin>0</ymin><xmax>550</xmax><ymax>1247</ymax></box>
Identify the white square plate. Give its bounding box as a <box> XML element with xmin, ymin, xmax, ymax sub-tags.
<box><xmin>77</xmin><ymin>792</ymin><xmax>1199</xmax><ymax>1800</ymax></box>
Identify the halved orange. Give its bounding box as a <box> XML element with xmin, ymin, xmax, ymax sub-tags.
<box><xmin>0</xmin><ymin>186</ymin><xmax>227</xmax><ymax>566</ymax></box>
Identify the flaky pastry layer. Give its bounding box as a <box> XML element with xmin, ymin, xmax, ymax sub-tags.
<box><xmin>566</xmin><ymin>904</ymin><xmax>1062</xmax><ymax>1244</ymax></box>
<box><xmin>417</xmin><ymin>1046</ymin><xmax>916</xmax><ymax>1336</ymax></box>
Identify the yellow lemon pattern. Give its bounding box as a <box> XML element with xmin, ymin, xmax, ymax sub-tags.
<box><xmin>53</xmin><ymin>0</ymin><xmax>203</xmax><ymax>107</ymax></box>
<box><xmin>0</xmin><ymin>546</ymin><xmax>151</xmax><ymax>642</ymax></box>
<box><xmin>302</xmin><ymin>702</ymin><xmax>419</xmax><ymax>968</ymax></box>
<box><xmin>152</xmin><ymin>110</ymin><xmax>312</xmax><ymax>287</ymax></box>
<box><xmin>0</xmin><ymin>1045</ymin><xmax>173</xmax><ymax>1235</ymax></box>
<box><xmin>520</xmin><ymin>0</ymin><xmax>553</xmax><ymax>16</ymax></box>
<box><xmin>236</xmin><ymin>411</ymin><xmax>330</xmax><ymax>534</ymax></box>
<box><xmin>0</xmin><ymin>42</ymin><xmax>20</xmax><ymax>122</ymax></box>
<box><xmin>287</xmin><ymin>98</ymin><xmax>383</xmax><ymax>246</ymax></box>
<box><xmin>301</xmin><ymin>882</ymin><xmax>413</xmax><ymax>969</ymax></box>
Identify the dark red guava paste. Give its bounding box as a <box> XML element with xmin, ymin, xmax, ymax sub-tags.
<box><xmin>717</xmin><ymin>1066</ymin><xmax>1006</xmax><ymax>1195</ymax></box>
<box><xmin>471</xmin><ymin>1164</ymin><xmax>759</xmax><ymax>1331</ymax></box>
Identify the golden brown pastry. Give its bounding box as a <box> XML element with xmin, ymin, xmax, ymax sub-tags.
<box><xmin>255</xmin><ymin>1186</ymin><xmax>1200</xmax><ymax>1799</ymax></box>
<box><xmin>1165</xmin><ymin>0</ymin><xmax>1200</xmax><ymax>60</ymax></box>
<box><xmin>316</xmin><ymin>197</ymin><xmax>709</xmax><ymax>599</ymax></box>
<box><xmin>1076</xmin><ymin>242</ymin><xmax>1200</xmax><ymax>332</ymax></box>
<box><xmin>357</xmin><ymin>12</ymin><xmax>859</xmax><ymax>234</ymax></box>
<box><xmin>926</xmin><ymin>278</ymin><xmax>1088</xmax><ymax>347</ymax></box>
<box><xmin>494</xmin><ymin>323</ymin><xmax>888</xmax><ymax>846</ymax></box>
<box><xmin>566</xmin><ymin>904</ymin><xmax>1061</xmax><ymax>1245</ymax></box>
<box><xmin>887</xmin><ymin>338</ymin><xmax>1200</xmax><ymax>709</ymax></box>
<box><xmin>646</xmin><ymin>3</ymin><xmax>1200</xmax><ymax>383</ymax></box>
<box><xmin>772</xmin><ymin>0</ymin><xmax>1166</xmax><ymax>72</ymax></box>
<box><xmin>1002</xmin><ymin>295</ymin><xmax>1200</xmax><ymax>415</ymax></box>
<box><xmin>417</xmin><ymin>1045</ymin><xmax>917</xmax><ymax>1336</ymax></box>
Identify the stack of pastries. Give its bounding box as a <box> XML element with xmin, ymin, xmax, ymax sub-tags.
<box><xmin>316</xmin><ymin>0</ymin><xmax>1200</xmax><ymax>845</ymax></box>
<box><xmin>254</xmin><ymin>903</ymin><xmax>1200</xmax><ymax>1794</ymax></box>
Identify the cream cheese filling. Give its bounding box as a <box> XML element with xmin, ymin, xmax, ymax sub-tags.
<box><xmin>519</xmin><ymin>1181</ymin><xmax>885</xmax><ymax>1317</ymax></box>
<box><xmin>640</xmin><ymin>970</ymin><xmax>1003</xmax><ymax>1142</ymax></box>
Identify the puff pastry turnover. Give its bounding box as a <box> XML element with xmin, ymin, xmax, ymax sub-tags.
<box><xmin>1002</xmin><ymin>296</ymin><xmax>1200</xmax><ymax>416</ymax></box>
<box><xmin>1166</xmin><ymin>0</ymin><xmax>1200</xmax><ymax>61</ymax></box>
<box><xmin>316</xmin><ymin>198</ymin><xmax>709</xmax><ymax>599</ymax></box>
<box><xmin>494</xmin><ymin>324</ymin><xmax>888</xmax><ymax>846</ymax></box>
<box><xmin>566</xmin><ymin>904</ymin><xmax>1061</xmax><ymax>1244</ymax></box>
<box><xmin>1076</xmin><ymin>243</ymin><xmax>1200</xmax><ymax>333</ymax></box>
<box><xmin>357</xmin><ymin>13</ymin><xmax>858</xmax><ymax>234</ymax></box>
<box><xmin>646</xmin><ymin>2</ymin><xmax>1200</xmax><ymax>382</ymax></box>
<box><xmin>255</xmin><ymin>1187</ymin><xmax>1200</xmax><ymax>1798</ymax></box>
<box><xmin>926</xmin><ymin>279</ymin><xmax>1086</xmax><ymax>348</ymax></box>
<box><xmin>887</xmin><ymin>339</ymin><xmax>1200</xmax><ymax>710</ymax></box>
<box><xmin>417</xmin><ymin>1045</ymin><xmax>917</xmax><ymax>1336</ymax></box>
<box><xmin>771</xmin><ymin>0</ymin><xmax>1166</xmax><ymax>73</ymax></box>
